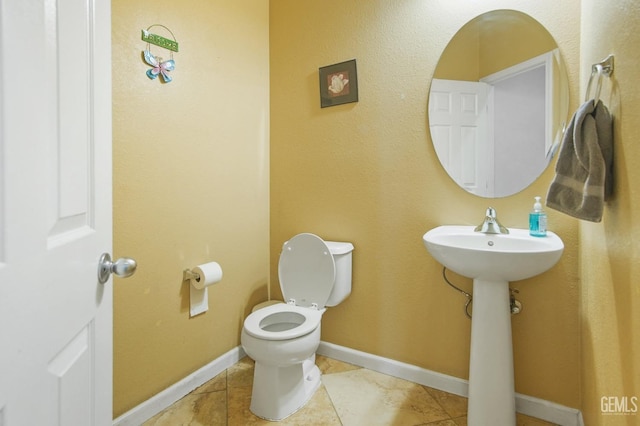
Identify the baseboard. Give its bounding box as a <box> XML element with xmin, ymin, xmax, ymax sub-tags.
<box><xmin>113</xmin><ymin>342</ymin><xmax>583</xmax><ymax>426</ymax></box>
<box><xmin>113</xmin><ymin>346</ymin><xmax>246</xmax><ymax>426</ymax></box>
<box><xmin>317</xmin><ymin>341</ymin><xmax>583</xmax><ymax>426</ymax></box>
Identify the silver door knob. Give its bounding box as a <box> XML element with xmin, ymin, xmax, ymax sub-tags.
<box><xmin>98</xmin><ymin>253</ymin><xmax>137</xmax><ymax>284</ymax></box>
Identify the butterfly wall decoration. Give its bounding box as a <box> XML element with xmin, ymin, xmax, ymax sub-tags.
<box><xmin>143</xmin><ymin>50</ymin><xmax>175</xmax><ymax>83</ymax></box>
<box><xmin>141</xmin><ymin>25</ymin><xmax>179</xmax><ymax>84</ymax></box>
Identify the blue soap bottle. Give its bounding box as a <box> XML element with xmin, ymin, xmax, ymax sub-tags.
<box><xmin>529</xmin><ymin>196</ymin><xmax>547</xmax><ymax>237</ymax></box>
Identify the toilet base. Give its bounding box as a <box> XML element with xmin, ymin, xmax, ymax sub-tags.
<box><xmin>250</xmin><ymin>355</ymin><xmax>321</xmax><ymax>421</ymax></box>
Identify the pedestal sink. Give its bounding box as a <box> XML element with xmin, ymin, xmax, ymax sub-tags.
<box><xmin>422</xmin><ymin>225</ymin><xmax>564</xmax><ymax>426</ymax></box>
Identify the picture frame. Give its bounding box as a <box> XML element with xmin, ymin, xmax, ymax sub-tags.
<box><xmin>319</xmin><ymin>59</ymin><xmax>358</xmax><ymax>108</ymax></box>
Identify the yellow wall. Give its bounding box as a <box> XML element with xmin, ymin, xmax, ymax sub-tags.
<box><xmin>433</xmin><ymin>20</ymin><xmax>480</xmax><ymax>81</ymax></box>
<box><xmin>580</xmin><ymin>0</ymin><xmax>640</xmax><ymax>424</ymax></box>
<box><xmin>479</xmin><ymin>11</ymin><xmax>557</xmax><ymax>77</ymax></box>
<box><xmin>435</xmin><ymin>11</ymin><xmax>557</xmax><ymax>81</ymax></box>
<box><xmin>111</xmin><ymin>0</ymin><xmax>269</xmax><ymax>417</ymax></box>
<box><xmin>111</xmin><ymin>0</ymin><xmax>640</xmax><ymax>421</ymax></box>
<box><xmin>270</xmin><ymin>0</ymin><xmax>581</xmax><ymax>409</ymax></box>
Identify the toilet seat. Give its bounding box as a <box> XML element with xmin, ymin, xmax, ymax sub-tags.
<box><xmin>278</xmin><ymin>233</ymin><xmax>336</xmax><ymax>309</ymax></box>
<box><xmin>243</xmin><ymin>303</ymin><xmax>322</xmax><ymax>340</ymax></box>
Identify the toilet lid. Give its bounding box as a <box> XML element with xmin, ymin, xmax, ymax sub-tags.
<box><xmin>278</xmin><ymin>233</ymin><xmax>336</xmax><ymax>309</ymax></box>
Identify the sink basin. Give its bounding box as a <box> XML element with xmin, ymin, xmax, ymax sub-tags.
<box><xmin>423</xmin><ymin>225</ymin><xmax>564</xmax><ymax>282</ymax></box>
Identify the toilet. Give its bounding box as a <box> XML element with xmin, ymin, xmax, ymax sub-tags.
<box><xmin>240</xmin><ymin>233</ymin><xmax>354</xmax><ymax>421</ymax></box>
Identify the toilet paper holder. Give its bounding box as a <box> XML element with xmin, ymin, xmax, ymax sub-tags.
<box><xmin>183</xmin><ymin>268</ymin><xmax>201</xmax><ymax>283</ymax></box>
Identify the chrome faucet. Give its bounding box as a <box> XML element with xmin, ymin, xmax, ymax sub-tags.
<box><xmin>474</xmin><ymin>207</ymin><xmax>509</xmax><ymax>234</ymax></box>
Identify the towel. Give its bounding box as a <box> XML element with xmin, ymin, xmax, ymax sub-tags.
<box><xmin>546</xmin><ymin>99</ymin><xmax>613</xmax><ymax>222</ymax></box>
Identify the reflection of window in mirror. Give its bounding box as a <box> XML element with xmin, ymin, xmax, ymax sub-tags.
<box><xmin>428</xmin><ymin>10</ymin><xmax>569</xmax><ymax>198</ymax></box>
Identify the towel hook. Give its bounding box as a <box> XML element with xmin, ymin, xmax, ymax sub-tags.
<box><xmin>585</xmin><ymin>54</ymin><xmax>614</xmax><ymax>103</ymax></box>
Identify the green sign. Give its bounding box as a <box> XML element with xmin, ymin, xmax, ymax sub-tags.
<box><xmin>142</xmin><ymin>30</ymin><xmax>179</xmax><ymax>53</ymax></box>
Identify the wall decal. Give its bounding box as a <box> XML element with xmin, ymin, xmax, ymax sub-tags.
<box><xmin>142</xmin><ymin>25</ymin><xmax>178</xmax><ymax>83</ymax></box>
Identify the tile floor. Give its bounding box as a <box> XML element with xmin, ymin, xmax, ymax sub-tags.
<box><xmin>142</xmin><ymin>355</ymin><xmax>557</xmax><ymax>426</ymax></box>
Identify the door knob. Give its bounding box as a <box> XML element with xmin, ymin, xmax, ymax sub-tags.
<box><xmin>98</xmin><ymin>253</ymin><xmax>137</xmax><ymax>284</ymax></box>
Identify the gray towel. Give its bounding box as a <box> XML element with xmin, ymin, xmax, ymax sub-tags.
<box><xmin>546</xmin><ymin>99</ymin><xmax>613</xmax><ymax>222</ymax></box>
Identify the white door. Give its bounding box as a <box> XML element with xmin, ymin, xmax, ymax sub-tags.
<box><xmin>0</xmin><ymin>1</ymin><xmax>118</xmax><ymax>425</ymax></box>
<box><xmin>429</xmin><ymin>79</ymin><xmax>493</xmax><ymax>197</ymax></box>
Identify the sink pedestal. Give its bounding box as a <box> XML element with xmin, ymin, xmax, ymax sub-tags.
<box><xmin>468</xmin><ymin>279</ymin><xmax>516</xmax><ymax>426</ymax></box>
<box><xmin>422</xmin><ymin>225</ymin><xmax>565</xmax><ymax>426</ymax></box>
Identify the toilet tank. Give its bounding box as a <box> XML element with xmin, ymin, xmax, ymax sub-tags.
<box><xmin>325</xmin><ymin>241</ymin><xmax>354</xmax><ymax>307</ymax></box>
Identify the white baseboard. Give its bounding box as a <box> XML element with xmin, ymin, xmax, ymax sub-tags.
<box><xmin>113</xmin><ymin>342</ymin><xmax>583</xmax><ymax>426</ymax></box>
<box><xmin>113</xmin><ymin>346</ymin><xmax>246</xmax><ymax>426</ymax></box>
<box><xmin>317</xmin><ymin>341</ymin><xmax>469</xmax><ymax>397</ymax></box>
<box><xmin>317</xmin><ymin>341</ymin><xmax>583</xmax><ymax>426</ymax></box>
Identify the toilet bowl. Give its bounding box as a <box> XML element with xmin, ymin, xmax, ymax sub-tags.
<box><xmin>240</xmin><ymin>233</ymin><xmax>354</xmax><ymax>421</ymax></box>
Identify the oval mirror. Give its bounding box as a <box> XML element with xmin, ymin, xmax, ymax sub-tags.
<box><xmin>428</xmin><ymin>10</ymin><xmax>569</xmax><ymax>198</ymax></box>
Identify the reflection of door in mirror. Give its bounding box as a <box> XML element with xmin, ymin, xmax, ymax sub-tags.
<box><xmin>429</xmin><ymin>80</ymin><xmax>493</xmax><ymax>196</ymax></box>
<box><xmin>431</xmin><ymin>52</ymin><xmax>551</xmax><ymax>198</ymax></box>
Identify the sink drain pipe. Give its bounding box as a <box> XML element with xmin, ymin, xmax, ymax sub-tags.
<box><xmin>442</xmin><ymin>267</ymin><xmax>473</xmax><ymax>319</ymax></box>
<box><xmin>441</xmin><ymin>267</ymin><xmax>522</xmax><ymax>318</ymax></box>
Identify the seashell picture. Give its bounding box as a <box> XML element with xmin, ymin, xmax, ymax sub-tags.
<box><xmin>319</xmin><ymin>59</ymin><xmax>359</xmax><ymax>108</ymax></box>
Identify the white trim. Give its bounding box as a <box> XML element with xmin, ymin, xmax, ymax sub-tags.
<box><xmin>480</xmin><ymin>51</ymin><xmax>553</xmax><ymax>84</ymax></box>
<box><xmin>318</xmin><ymin>341</ymin><xmax>469</xmax><ymax>397</ymax></box>
<box><xmin>112</xmin><ymin>346</ymin><xmax>246</xmax><ymax>426</ymax></box>
<box><xmin>516</xmin><ymin>393</ymin><xmax>585</xmax><ymax>426</ymax></box>
<box><xmin>317</xmin><ymin>341</ymin><xmax>583</xmax><ymax>426</ymax></box>
<box><xmin>112</xmin><ymin>343</ymin><xmax>583</xmax><ymax>426</ymax></box>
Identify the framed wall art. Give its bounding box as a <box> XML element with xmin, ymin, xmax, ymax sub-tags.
<box><xmin>319</xmin><ymin>59</ymin><xmax>358</xmax><ymax>108</ymax></box>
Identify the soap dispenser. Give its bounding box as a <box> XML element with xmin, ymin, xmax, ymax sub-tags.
<box><xmin>529</xmin><ymin>196</ymin><xmax>547</xmax><ymax>237</ymax></box>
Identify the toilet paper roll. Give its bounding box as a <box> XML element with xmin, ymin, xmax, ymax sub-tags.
<box><xmin>190</xmin><ymin>262</ymin><xmax>223</xmax><ymax>290</ymax></box>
